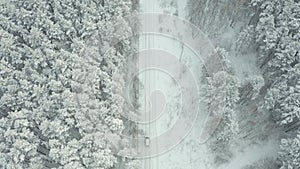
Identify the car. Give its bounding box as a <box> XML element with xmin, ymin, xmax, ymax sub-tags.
<box><xmin>145</xmin><ymin>137</ymin><xmax>150</xmax><ymax>147</ymax></box>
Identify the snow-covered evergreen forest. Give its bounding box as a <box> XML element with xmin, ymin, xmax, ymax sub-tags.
<box><xmin>0</xmin><ymin>0</ymin><xmax>135</xmax><ymax>168</ymax></box>
<box><xmin>0</xmin><ymin>0</ymin><xmax>299</xmax><ymax>169</ymax></box>
<box><xmin>187</xmin><ymin>0</ymin><xmax>300</xmax><ymax>168</ymax></box>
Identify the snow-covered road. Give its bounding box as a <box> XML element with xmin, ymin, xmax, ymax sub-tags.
<box><xmin>136</xmin><ymin>0</ymin><xmax>213</xmax><ymax>169</ymax></box>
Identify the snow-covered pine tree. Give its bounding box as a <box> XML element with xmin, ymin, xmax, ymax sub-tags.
<box><xmin>203</xmin><ymin>70</ymin><xmax>240</xmax><ymax>166</ymax></box>
<box><xmin>0</xmin><ymin>0</ymin><xmax>133</xmax><ymax>168</ymax></box>
<box><xmin>279</xmin><ymin>132</ymin><xmax>300</xmax><ymax>169</ymax></box>
<box><xmin>265</xmin><ymin>64</ymin><xmax>300</xmax><ymax>126</ymax></box>
<box><xmin>239</xmin><ymin>75</ymin><xmax>265</xmax><ymax>103</ymax></box>
<box><xmin>248</xmin><ymin>0</ymin><xmax>300</xmax><ymax>77</ymax></box>
<box><xmin>203</xmin><ymin>48</ymin><xmax>240</xmax><ymax>143</ymax></box>
<box><xmin>236</xmin><ymin>25</ymin><xmax>255</xmax><ymax>54</ymax></box>
<box><xmin>248</xmin><ymin>1</ymin><xmax>300</xmax><ymax>167</ymax></box>
<box><xmin>209</xmin><ymin>71</ymin><xmax>240</xmax><ymax>142</ymax></box>
<box><xmin>243</xmin><ymin>0</ymin><xmax>300</xmax><ymax>127</ymax></box>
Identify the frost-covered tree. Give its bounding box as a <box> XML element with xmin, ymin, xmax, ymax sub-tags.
<box><xmin>247</xmin><ymin>1</ymin><xmax>300</xmax><ymax>167</ymax></box>
<box><xmin>244</xmin><ymin>0</ymin><xmax>300</xmax><ymax>126</ymax></box>
<box><xmin>236</xmin><ymin>25</ymin><xmax>255</xmax><ymax>53</ymax></box>
<box><xmin>240</xmin><ymin>75</ymin><xmax>265</xmax><ymax>103</ymax></box>
<box><xmin>265</xmin><ymin>64</ymin><xmax>300</xmax><ymax>125</ymax></box>
<box><xmin>248</xmin><ymin>0</ymin><xmax>300</xmax><ymax>77</ymax></box>
<box><xmin>203</xmin><ymin>48</ymin><xmax>240</xmax><ymax>143</ymax></box>
<box><xmin>124</xmin><ymin>160</ymin><xmax>141</xmax><ymax>169</ymax></box>
<box><xmin>0</xmin><ymin>0</ymin><xmax>133</xmax><ymax>168</ymax></box>
<box><xmin>215</xmin><ymin>47</ymin><xmax>235</xmax><ymax>74</ymax></box>
<box><xmin>0</xmin><ymin>110</ymin><xmax>44</xmax><ymax>169</ymax></box>
<box><xmin>279</xmin><ymin>132</ymin><xmax>300</xmax><ymax>169</ymax></box>
<box><xmin>200</xmin><ymin>47</ymin><xmax>240</xmax><ymax>166</ymax></box>
<box><xmin>208</xmin><ymin>71</ymin><xmax>240</xmax><ymax>142</ymax></box>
